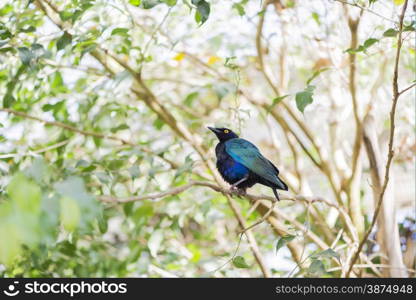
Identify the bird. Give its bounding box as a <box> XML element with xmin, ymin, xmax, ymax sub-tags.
<box><xmin>208</xmin><ymin>127</ymin><xmax>288</xmax><ymax>201</ymax></box>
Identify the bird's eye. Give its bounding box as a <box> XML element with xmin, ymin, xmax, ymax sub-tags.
<box><xmin>224</xmin><ymin>129</ymin><xmax>229</xmax><ymax>134</ymax></box>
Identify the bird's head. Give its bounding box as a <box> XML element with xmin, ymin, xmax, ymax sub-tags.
<box><xmin>208</xmin><ymin>127</ymin><xmax>239</xmax><ymax>142</ymax></box>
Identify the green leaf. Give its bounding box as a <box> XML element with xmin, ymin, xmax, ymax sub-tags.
<box><xmin>123</xmin><ymin>202</ymin><xmax>134</xmax><ymax>216</ymax></box>
<box><xmin>42</xmin><ymin>100</ymin><xmax>66</xmax><ymax>114</ymax></box>
<box><xmin>60</xmin><ymin>196</ymin><xmax>80</xmax><ymax>232</ymax></box>
<box><xmin>75</xmin><ymin>159</ymin><xmax>89</xmax><ymax>168</ymax></box>
<box><xmin>49</xmin><ymin>72</ymin><xmax>67</xmax><ymax>93</ymax></box>
<box><xmin>187</xmin><ymin>244</ymin><xmax>202</xmax><ymax>263</ymax></box>
<box><xmin>393</xmin><ymin>0</ymin><xmax>405</xmax><ymax>5</ymax></box>
<box><xmin>57</xmin><ymin>32</ymin><xmax>72</xmax><ymax>50</ymax></box>
<box><xmin>59</xmin><ymin>10</ymin><xmax>71</xmax><ymax>21</ymax></box>
<box><xmin>193</xmin><ymin>0</ymin><xmax>210</xmax><ymax>25</ymax></box>
<box><xmin>111</xmin><ymin>28</ymin><xmax>129</xmax><ymax>36</ymax></box>
<box><xmin>232</xmin><ymin>256</ymin><xmax>250</xmax><ymax>268</ymax></box>
<box><xmin>31</xmin><ymin>43</ymin><xmax>48</xmax><ymax>59</ymax></box>
<box><xmin>129</xmin><ymin>0</ymin><xmax>141</xmax><ymax>6</ymax></box>
<box><xmin>275</xmin><ymin>234</ymin><xmax>295</xmax><ymax>253</ymax></box>
<box><xmin>403</xmin><ymin>21</ymin><xmax>415</xmax><ymax>32</ymax></box>
<box><xmin>233</xmin><ymin>3</ymin><xmax>245</xmax><ymax>16</ymax></box>
<box><xmin>175</xmin><ymin>155</ymin><xmax>194</xmax><ymax>177</ymax></box>
<box><xmin>214</xmin><ymin>84</ymin><xmax>231</xmax><ymax>100</ymax></box>
<box><xmin>306</xmin><ymin>68</ymin><xmax>329</xmax><ymax>85</ymax></box>
<box><xmin>267</xmin><ymin>95</ymin><xmax>288</xmax><ymax>112</ymax></box>
<box><xmin>58</xmin><ymin>241</ymin><xmax>77</xmax><ymax>256</ymax></box>
<box><xmin>295</xmin><ymin>85</ymin><xmax>315</xmax><ymax>113</ymax></box>
<box><xmin>308</xmin><ymin>259</ymin><xmax>325</xmax><ymax>275</ymax></box>
<box><xmin>315</xmin><ymin>248</ymin><xmax>340</xmax><ymax>260</ymax></box>
<box><xmin>184</xmin><ymin>91</ymin><xmax>199</xmax><ymax>107</ymax></box>
<box><xmin>363</xmin><ymin>38</ymin><xmax>378</xmax><ymax>48</ymax></box>
<box><xmin>20</xmin><ymin>25</ymin><xmax>36</xmax><ymax>33</ymax></box>
<box><xmin>97</xmin><ymin>215</ymin><xmax>108</xmax><ymax>234</ymax></box>
<box><xmin>383</xmin><ymin>28</ymin><xmax>398</xmax><ymax>37</ymax></box>
<box><xmin>18</xmin><ymin>47</ymin><xmax>33</xmax><ymax>65</ymax></box>
<box><xmin>3</xmin><ymin>94</ymin><xmax>15</xmax><ymax>108</ymax></box>
<box><xmin>224</xmin><ymin>56</ymin><xmax>238</xmax><ymax>69</ymax></box>
<box><xmin>0</xmin><ymin>4</ymin><xmax>13</xmax><ymax>17</ymax></box>
<box><xmin>7</xmin><ymin>173</ymin><xmax>41</xmax><ymax>214</ymax></box>
<box><xmin>96</xmin><ymin>172</ymin><xmax>110</xmax><ymax>184</ymax></box>
<box><xmin>0</xmin><ymin>224</ymin><xmax>22</xmax><ymax>266</ymax></box>
<box><xmin>142</xmin><ymin>0</ymin><xmax>160</xmax><ymax>9</ymax></box>
<box><xmin>0</xmin><ymin>26</ymin><xmax>12</xmax><ymax>39</ymax></box>
<box><xmin>54</xmin><ymin>177</ymin><xmax>98</xmax><ymax>229</ymax></box>
<box><xmin>153</xmin><ymin>117</ymin><xmax>165</xmax><ymax>130</ymax></box>
<box><xmin>162</xmin><ymin>0</ymin><xmax>177</xmax><ymax>6</ymax></box>
<box><xmin>128</xmin><ymin>165</ymin><xmax>141</xmax><ymax>179</ymax></box>
<box><xmin>148</xmin><ymin>230</ymin><xmax>163</xmax><ymax>257</ymax></box>
<box><xmin>311</xmin><ymin>12</ymin><xmax>320</xmax><ymax>25</ymax></box>
<box><xmin>110</xmin><ymin>124</ymin><xmax>129</xmax><ymax>133</ymax></box>
<box><xmin>345</xmin><ymin>38</ymin><xmax>379</xmax><ymax>54</ymax></box>
<box><xmin>134</xmin><ymin>203</ymin><xmax>154</xmax><ymax>220</ymax></box>
<box><xmin>286</xmin><ymin>0</ymin><xmax>295</xmax><ymax>8</ymax></box>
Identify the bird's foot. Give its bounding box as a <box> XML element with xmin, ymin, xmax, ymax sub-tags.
<box><xmin>230</xmin><ymin>186</ymin><xmax>246</xmax><ymax>197</ymax></box>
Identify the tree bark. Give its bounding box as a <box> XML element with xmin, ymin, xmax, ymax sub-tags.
<box><xmin>363</xmin><ymin>114</ymin><xmax>407</xmax><ymax>277</ymax></box>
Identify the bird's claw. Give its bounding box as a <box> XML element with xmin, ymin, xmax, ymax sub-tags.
<box><xmin>230</xmin><ymin>186</ymin><xmax>246</xmax><ymax>197</ymax></box>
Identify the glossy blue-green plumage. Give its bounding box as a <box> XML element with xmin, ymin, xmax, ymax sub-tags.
<box><xmin>225</xmin><ymin>138</ymin><xmax>287</xmax><ymax>190</ymax></box>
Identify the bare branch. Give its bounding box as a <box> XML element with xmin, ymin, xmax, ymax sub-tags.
<box><xmin>345</xmin><ymin>7</ymin><xmax>365</xmax><ymax>239</ymax></box>
<box><xmin>346</xmin><ymin>0</ymin><xmax>409</xmax><ymax>277</ymax></box>
<box><xmin>398</xmin><ymin>82</ymin><xmax>416</xmax><ymax>96</ymax></box>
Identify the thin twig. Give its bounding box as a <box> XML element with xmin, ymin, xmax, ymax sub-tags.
<box><xmin>398</xmin><ymin>82</ymin><xmax>416</xmax><ymax>96</ymax></box>
<box><xmin>0</xmin><ymin>139</ymin><xmax>69</xmax><ymax>159</ymax></box>
<box><xmin>332</xmin><ymin>0</ymin><xmax>398</xmax><ymax>24</ymax></box>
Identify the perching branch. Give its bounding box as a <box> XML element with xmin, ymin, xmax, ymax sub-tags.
<box><xmin>99</xmin><ymin>179</ymin><xmax>349</xmax><ymax>272</ymax></box>
<box><xmin>99</xmin><ymin>179</ymin><xmax>334</xmax><ymax>207</ymax></box>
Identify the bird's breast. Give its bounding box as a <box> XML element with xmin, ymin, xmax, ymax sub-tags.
<box><xmin>217</xmin><ymin>156</ymin><xmax>249</xmax><ymax>184</ymax></box>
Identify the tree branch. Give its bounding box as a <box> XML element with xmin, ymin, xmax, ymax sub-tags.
<box><xmin>333</xmin><ymin>0</ymin><xmax>398</xmax><ymax>24</ymax></box>
<box><xmin>345</xmin><ymin>7</ymin><xmax>365</xmax><ymax>239</ymax></box>
<box><xmin>398</xmin><ymin>82</ymin><xmax>416</xmax><ymax>96</ymax></box>
<box><xmin>255</xmin><ymin>2</ymin><xmax>345</xmax><ymax>210</ymax></box>
<box><xmin>0</xmin><ymin>108</ymin><xmax>178</xmax><ymax>168</ymax></box>
<box><xmin>346</xmin><ymin>0</ymin><xmax>409</xmax><ymax>277</ymax></box>
<box><xmin>34</xmin><ymin>0</ymin><xmax>273</xmax><ymax>277</ymax></box>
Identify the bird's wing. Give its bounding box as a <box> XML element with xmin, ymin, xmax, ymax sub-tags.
<box><xmin>225</xmin><ymin>138</ymin><xmax>284</xmax><ymax>188</ymax></box>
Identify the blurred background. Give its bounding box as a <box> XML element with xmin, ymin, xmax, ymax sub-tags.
<box><xmin>0</xmin><ymin>0</ymin><xmax>414</xmax><ymax>277</ymax></box>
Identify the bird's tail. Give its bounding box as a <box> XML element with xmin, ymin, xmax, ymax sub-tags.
<box><xmin>276</xmin><ymin>176</ymin><xmax>288</xmax><ymax>191</ymax></box>
<box><xmin>272</xmin><ymin>188</ymin><xmax>280</xmax><ymax>201</ymax></box>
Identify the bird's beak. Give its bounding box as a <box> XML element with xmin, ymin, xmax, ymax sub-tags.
<box><xmin>207</xmin><ymin>126</ymin><xmax>220</xmax><ymax>134</ymax></box>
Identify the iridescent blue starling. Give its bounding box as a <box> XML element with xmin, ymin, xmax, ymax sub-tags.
<box><xmin>208</xmin><ymin>127</ymin><xmax>288</xmax><ymax>201</ymax></box>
